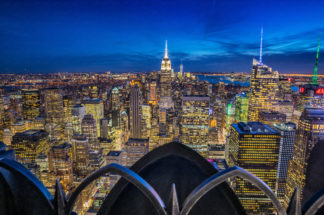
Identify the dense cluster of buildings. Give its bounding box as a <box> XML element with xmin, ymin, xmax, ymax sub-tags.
<box><xmin>0</xmin><ymin>37</ymin><xmax>323</xmax><ymax>214</ymax></box>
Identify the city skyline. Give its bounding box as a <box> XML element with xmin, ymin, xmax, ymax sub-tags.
<box><xmin>1</xmin><ymin>0</ymin><xmax>324</xmax><ymax>74</ymax></box>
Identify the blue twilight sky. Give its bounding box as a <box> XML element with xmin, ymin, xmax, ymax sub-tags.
<box><xmin>0</xmin><ymin>0</ymin><xmax>323</xmax><ymax>74</ymax></box>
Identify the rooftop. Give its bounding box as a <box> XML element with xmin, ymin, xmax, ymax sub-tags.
<box><xmin>233</xmin><ymin>122</ymin><xmax>280</xmax><ymax>135</ymax></box>
<box><xmin>107</xmin><ymin>151</ymin><xmax>122</xmax><ymax>157</ymax></box>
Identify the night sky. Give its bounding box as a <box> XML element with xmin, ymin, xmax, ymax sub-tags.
<box><xmin>0</xmin><ymin>0</ymin><xmax>323</xmax><ymax>74</ymax></box>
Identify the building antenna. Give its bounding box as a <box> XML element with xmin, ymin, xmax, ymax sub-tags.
<box><xmin>259</xmin><ymin>27</ymin><xmax>263</xmax><ymax>65</ymax></box>
<box><xmin>312</xmin><ymin>36</ymin><xmax>320</xmax><ymax>85</ymax></box>
<box><xmin>164</xmin><ymin>40</ymin><xmax>168</xmax><ymax>58</ymax></box>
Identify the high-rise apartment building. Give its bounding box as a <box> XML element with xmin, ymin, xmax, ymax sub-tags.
<box><xmin>22</xmin><ymin>89</ymin><xmax>40</xmax><ymax>120</ymax></box>
<box><xmin>227</xmin><ymin>122</ymin><xmax>280</xmax><ymax>214</ymax></box>
<box><xmin>284</xmin><ymin>108</ymin><xmax>324</xmax><ymax>207</ymax></box>
<box><xmin>181</xmin><ymin>96</ymin><xmax>210</xmax><ymax>156</ymax></box>
<box><xmin>272</xmin><ymin>122</ymin><xmax>296</xmax><ymax>204</ymax></box>
<box><xmin>129</xmin><ymin>86</ymin><xmax>142</xmax><ymax>139</ymax></box>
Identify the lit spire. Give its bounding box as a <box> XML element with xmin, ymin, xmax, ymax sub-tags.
<box><xmin>259</xmin><ymin>27</ymin><xmax>263</xmax><ymax>65</ymax></box>
<box><xmin>312</xmin><ymin>37</ymin><xmax>320</xmax><ymax>85</ymax></box>
<box><xmin>164</xmin><ymin>40</ymin><xmax>168</xmax><ymax>58</ymax></box>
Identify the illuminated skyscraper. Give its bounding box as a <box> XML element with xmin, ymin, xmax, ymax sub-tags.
<box><xmin>148</xmin><ymin>81</ymin><xmax>157</xmax><ymax>105</ymax></box>
<box><xmin>130</xmin><ymin>86</ymin><xmax>142</xmax><ymax>139</ymax></box>
<box><xmin>81</xmin><ymin>114</ymin><xmax>99</xmax><ymax>151</ymax></box>
<box><xmin>12</xmin><ymin>129</ymin><xmax>50</xmax><ymax>165</ymax></box>
<box><xmin>111</xmin><ymin>87</ymin><xmax>121</xmax><ymax>128</ymax></box>
<box><xmin>63</xmin><ymin>95</ymin><xmax>74</xmax><ymax>123</ymax></box>
<box><xmin>272</xmin><ymin>122</ymin><xmax>296</xmax><ymax>204</ymax></box>
<box><xmin>22</xmin><ymin>89</ymin><xmax>40</xmax><ymax>120</ymax></box>
<box><xmin>100</xmin><ymin>118</ymin><xmax>109</xmax><ymax>139</ymax></box>
<box><xmin>248</xmin><ymin>29</ymin><xmax>279</xmax><ymax>121</ymax></box>
<box><xmin>48</xmin><ymin>142</ymin><xmax>73</xmax><ymax>191</ymax></box>
<box><xmin>83</xmin><ymin>99</ymin><xmax>104</xmax><ymax>137</ymax></box>
<box><xmin>44</xmin><ymin>88</ymin><xmax>64</xmax><ymax>138</ymax></box>
<box><xmin>160</xmin><ymin>40</ymin><xmax>172</xmax><ymax>97</ymax></box>
<box><xmin>71</xmin><ymin>104</ymin><xmax>85</xmax><ymax>134</ymax></box>
<box><xmin>227</xmin><ymin>122</ymin><xmax>280</xmax><ymax>214</ymax></box>
<box><xmin>181</xmin><ymin>96</ymin><xmax>210</xmax><ymax>156</ymax></box>
<box><xmin>141</xmin><ymin>104</ymin><xmax>151</xmax><ymax>138</ymax></box>
<box><xmin>71</xmin><ymin>134</ymin><xmax>90</xmax><ymax>178</ymax></box>
<box><xmin>234</xmin><ymin>92</ymin><xmax>249</xmax><ymax>123</ymax></box>
<box><xmin>284</xmin><ymin>108</ymin><xmax>324</xmax><ymax>208</ymax></box>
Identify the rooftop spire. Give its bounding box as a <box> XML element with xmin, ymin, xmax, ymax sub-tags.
<box><xmin>259</xmin><ymin>27</ymin><xmax>263</xmax><ymax>64</ymax></box>
<box><xmin>164</xmin><ymin>40</ymin><xmax>168</xmax><ymax>58</ymax></box>
<box><xmin>312</xmin><ymin>37</ymin><xmax>320</xmax><ymax>85</ymax></box>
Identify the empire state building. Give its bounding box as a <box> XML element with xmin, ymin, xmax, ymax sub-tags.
<box><xmin>160</xmin><ymin>40</ymin><xmax>172</xmax><ymax>97</ymax></box>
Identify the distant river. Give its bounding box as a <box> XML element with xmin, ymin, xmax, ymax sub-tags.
<box><xmin>197</xmin><ymin>75</ymin><xmax>300</xmax><ymax>92</ymax></box>
<box><xmin>196</xmin><ymin>75</ymin><xmax>250</xmax><ymax>87</ymax></box>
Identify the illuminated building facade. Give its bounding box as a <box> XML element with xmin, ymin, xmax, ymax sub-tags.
<box><xmin>284</xmin><ymin>108</ymin><xmax>324</xmax><ymax>208</ymax></box>
<box><xmin>227</xmin><ymin>122</ymin><xmax>280</xmax><ymax>213</ymax></box>
<box><xmin>248</xmin><ymin>59</ymin><xmax>280</xmax><ymax>121</ymax></box>
<box><xmin>83</xmin><ymin>99</ymin><xmax>104</xmax><ymax>137</ymax></box>
<box><xmin>181</xmin><ymin>96</ymin><xmax>210</xmax><ymax>155</ymax></box>
<box><xmin>111</xmin><ymin>87</ymin><xmax>121</xmax><ymax>128</ymax></box>
<box><xmin>148</xmin><ymin>81</ymin><xmax>157</xmax><ymax>105</ymax></box>
<box><xmin>234</xmin><ymin>92</ymin><xmax>249</xmax><ymax>123</ymax></box>
<box><xmin>22</xmin><ymin>89</ymin><xmax>40</xmax><ymax>120</ymax></box>
<box><xmin>272</xmin><ymin>122</ymin><xmax>296</xmax><ymax>204</ymax></box>
<box><xmin>71</xmin><ymin>134</ymin><xmax>90</xmax><ymax>178</ymax></box>
<box><xmin>11</xmin><ymin>129</ymin><xmax>50</xmax><ymax>165</ymax></box>
<box><xmin>63</xmin><ymin>95</ymin><xmax>73</xmax><ymax>123</ymax></box>
<box><xmin>125</xmin><ymin>138</ymin><xmax>149</xmax><ymax>167</ymax></box>
<box><xmin>2</xmin><ymin>128</ymin><xmax>12</xmax><ymax>146</ymax></box>
<box><xmin>81</xmin><ymin>114</ymin><xmax>100</xmax><ymax>152</ymax></box>
<box><xmin>44</xmin><ymin>88</ymin><xmax>64</xmax><ymax>138</ymax></box>
<box><xmin>71</xmin><ymin>104</ymin><xmax>85</xmax><ymax>134</ymax></box>
<box><xmin>278</xmin><ymin>100</ymin><xmax>294</xmax><ymax>122</ymax></box>
<box><xmin>48</xmin><ymin>142</ymin><xmax>73</xmax><ymax>191</ymax></box>
<box><xmin>298</xmin><ymin>84</ymin><xmax>324</xmax><ymax>110</ymax></box>
<box><xmin>100</xmin><ymin>118</ymin><xmax>109</xmax><ymax>139</ymax></box>
<box><xmin>258</xmin><ymin>111</ymin><xmax>286</xmax><ymax>126</ymax></box>
<box><xmin>129</xmin><ymin>86</ymin><xmax>142</xmax><ymax>139</ymax></box>
<box><xmin>142</xmin><ymin>104</ymin><xmax>151</xmax><ymax>138</ymax></box>
<box><xmin>160</xmin><ymin>41</ymin><xmax>172</xmax><ymax>98</ymax></box>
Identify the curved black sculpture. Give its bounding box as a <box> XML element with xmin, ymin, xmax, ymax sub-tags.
<box><xmin>1</xmin><ymin>141</ymin><xmax>324</xmax><ymax>215</ymax></box>
<box><xmin>99</xmin><ymin>141</ymin><xmax>245</xmax><ymax>215</ymax></box>
<box><xmin>65</xmin><ymin>163</ymin><xmax>167</xmax><ymax>215</ymax></box>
